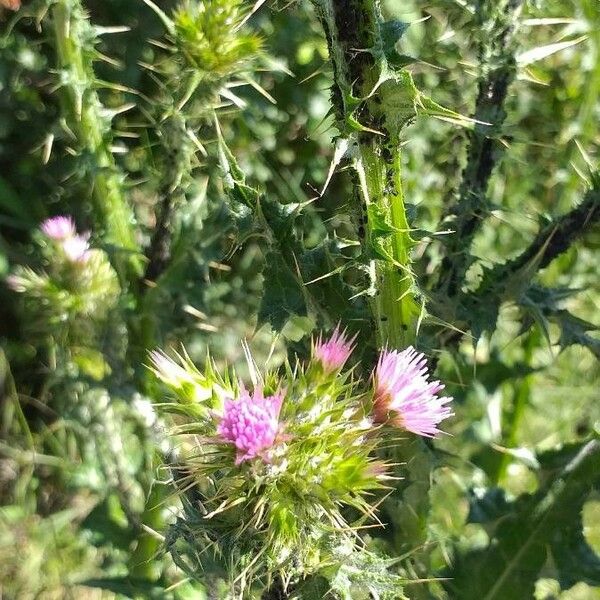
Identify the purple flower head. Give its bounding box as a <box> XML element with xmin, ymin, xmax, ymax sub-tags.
<box><xmin>62</xmin><ymin>235</ymin><xmax>91</xmax><ymax>263</ymax></box>
<box><xmin>217</xmin><ymin>386</ymin><xmax>284</xmax><ymax>465</ymax></box>
<box><xmin>373</xmin><ymin>347</ymin><xmax>453</xmax><ymax>437</ymax></box>
<box><xmin>40</xmin><ymin>216</ymin><xmax>76</xmax><ymax>240</ymax></box>
<box><xmin>313</xmin><ymin>326</ymin><xmax>356</xmax><ymax>373</ymax></box>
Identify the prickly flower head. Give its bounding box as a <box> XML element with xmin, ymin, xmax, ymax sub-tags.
<box><xmin>40</xmin><ymin>216</ymin><xmax>76</xmax><ymax>240</ymax></box>
<box><xmin>313</xmin><ymin>326</ymin><xmax>355</xmax><ymax>373</ymax></box>
<box><xmin>372</xmin><ymin>347</ymin><xmax>453</xmax><ymax>437</ymax></box>
<box><xmin>217</xmin><ymin>386</ymin><xmax>283</xmax><ymax>465</ymax></box>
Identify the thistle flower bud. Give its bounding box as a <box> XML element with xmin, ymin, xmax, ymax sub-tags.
<box><xmin>312</xmin><ymin>326</ymin><xmax>355</xmax><ymax>373</ymax></box>
<box><xmin>216</xmin><ymin>386</ymin><xmax>283</xmax><ymax>464</ymax></box>
<box><xmin>372</xmin><ymin>347</ymin><xmax>453</xmax><ymax>437</ymax></box>
<box><xmin>149</xmin><ymin>350</ymin><xmax>214</xmax><ymax>404</ymax></box>
<box><xmin>40</xmin><ymin>216</ymin><xmax>76</xmax><ymax>240</ymax></box>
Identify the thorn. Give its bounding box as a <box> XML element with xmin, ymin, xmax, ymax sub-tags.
<box><xmin>94</xmin><ymin>25</ymin><xmax>131</xmax><ymax>35</ymax></box>
<box><xmin>42</xmin><ymin>133</ymin><xmax>54</xmax><ymax>165</ymax></box>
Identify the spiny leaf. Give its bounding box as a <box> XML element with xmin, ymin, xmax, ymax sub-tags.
<box><xmin>551</xmin><ymin>510</ymin><xmax>600</xmax><ymax>590</ymax></box>
<box><xmin>445</xmin><ymin>439</ymin><xmax>600</xmax><ymax>599</ymax></box>
<box><xmin>258</xmin><ymin>251</ymin><xmax>307</xmax><ymax>330</ymax></box>
<box><xmin>379</xmin><ymin>19</ymin><xmax>414</xmax><ymax>70</ymax></box>
<box><xmin>554</xmin><ymin>309</ymin><xmax>600</xmax><ymax>359</ymax></box>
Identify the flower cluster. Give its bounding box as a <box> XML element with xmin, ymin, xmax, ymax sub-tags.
<box><xmin>153</xmin><ymin>331</ymin><xmax>453</xmax><ymax>462</ymax></box>
<box><xmin>6</xmin><ymin>215</ymin><xmax>119</xmax><ymax>330</ymax></box>
<box><xmin>41</xmin><ymin>215</ymin><xmax>91</xmax><ymax>264</ymax></box>
<box><xmin>219</xmin><ymin>333</ymin><xmax>450</xmax><ymax>460</ymax></box>
<box><xmin>151</xmin><ymin>329</ymin><xmax>453</xmax><ymax>588</ymax></box>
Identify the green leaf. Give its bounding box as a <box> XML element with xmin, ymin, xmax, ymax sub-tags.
<box><xmin>446</xmin><ymin>439</ymin><xmax>600</xmax><ymax>599</ymax></box>
<box><xmin>379</xmin><ymin>20</ymin><xmax>414</xmax><ymax>69</ymax></box>
<box><xmin>258</xmin><ymin>251</ymin><xmax>307</xmax><ymax>330</ymax></box>
<box><xmin>551</xmin><ymin>510</ymin><xmax>600</xmax><ymax>590</ymax></box>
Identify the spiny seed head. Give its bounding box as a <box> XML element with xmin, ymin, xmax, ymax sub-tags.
<box><xmin>149</xmin><ymin>349</ymin><xmax>214</xmax><ymax>403</ymax></box>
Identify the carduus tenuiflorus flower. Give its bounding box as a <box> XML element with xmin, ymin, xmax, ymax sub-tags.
<box><xmin>40</xmin><ymin>216</ymin><xmax>76</xmax><ymax>240</ymax></box>
<box><xmin>217</xmin><ymin>386</ymin><xmax>284</xmax><ymax>464</ymax></box>
<box><xmin>372</xmin><ymin>347</ymin><xmax>453</xmax><ymax>437</ymax></box>
<box><xmin>313</xmin><ymin>326</ymin><xmax>356</xmax><ymax>373</ymax></box>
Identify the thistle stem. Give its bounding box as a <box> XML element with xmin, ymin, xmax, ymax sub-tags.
<box><xmin>359</xmin><ymin>144</ymin><xmax>416</xmax><ymax>347</ymax></box>
<box><xmin>437</xmin><ymin>0</ymin><xmax>524</xmax><ymax>298</ymax></box>
<box><xmin>313</xmin><ymin>0</ymin><xmax>419</xmax><ymax>348</ymax></box>
<box><xmin>51</xmin><ymin>0</ymin><xmax>141</xmax><ymax>284</ymax></box>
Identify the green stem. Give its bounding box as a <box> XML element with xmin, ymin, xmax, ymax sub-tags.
<box><xmin>51</xmin><ymin>0</ymin><xmax>141</xmax><ymax>283</ymax></box>
<box><xmin>359</xmin><ymin>144</ymin><xmax>417</xmax><ymax>347</ymax></box>
<box><xmin>49</xmin><ymin>6</ymin><xmax>163</xmax><ymax>579</ymax></box>
<box><xmin>493</xmin><ymin>334</ymin><xmax>535</xmax><ymax>484</ymax></box>
<box><xmin>128</xmin><ymin>478</ymin><xmax>166</xmax><ymax>582</ymax></box>
<box><xmin>438</xmin><ymin>0</ymin><xmax>523</xmax><ymax>298</ymax></box>
<box><xmin>313</xmin><ymin>0</ymin><xmax>419</xmax><ymax>348</ymax></box>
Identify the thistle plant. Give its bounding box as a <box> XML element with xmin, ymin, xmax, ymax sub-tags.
<box><xmin>372</xmin><ymin>348</ymin><xmax>453</xmax><ymax>437</ymax></box>
<box><xmin>7</xmin><ymin>215</ymin><xmax>119</xmax><ymax>342</ymax></box>
<box><xmin>2</xmin><ymin>0</ymin><xmax>600</xmax><ymax>597</ymax></box>
<box><xmin>48</xmin><ymin>0</ymin><xmax>141</xmax><ymax>281</ymax></box>
<box><xmin>139</xmin><ymin>0</ymin><xmax>263</xmax><ymax>286</ymax></box>
<box><xmin>151</xmin><ymin>329</ymin><xmax>452</xmax><ymax>595</ymax></box>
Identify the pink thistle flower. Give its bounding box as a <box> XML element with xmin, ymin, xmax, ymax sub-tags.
<box><xmin>217</xmin><ymin>386</ymin><xmax>283</xmax><ymax>465</ymax></box>
<box><xmin>62</xmin><ymin>235</ymin><xmax>91</xmax><ymax>263</ymax></box>
<box><xmin>40</xmin><ymin>216</ymin><xmax>76</xmax><ymax>240</ymax></box>
<box><xmin>313</xmin><ymin>326</ymin><xmax>356</xmax><ymax>373</ymax></box>
<box><xmin>372</xmin><ymin>347</ymin><xmax>453</xmax><ymax>437</ymax></box>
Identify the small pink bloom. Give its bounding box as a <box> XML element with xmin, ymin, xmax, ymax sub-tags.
<box><xmin>40</xmin><ymin>216</ymin><xmax>76</xmax><ymax>240</ymax></box>
<box><xmin>372</xmin><ymin>347</ymin><xmax>453</xmax><ymax>437</ymax></box>
<box><xmin>62</xmin><ymin>235</ymin><xmax>91</xmax><ymax>263</ymax></box>
<box><xmin>313</xmin><ymin>326</ymin><xmax>356</xmax><ymax>373</ymax></box>
<box><xmin>217</xmin><ymin>386</ymin><xmax>283</xmax><ymax>464</ymax></box>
